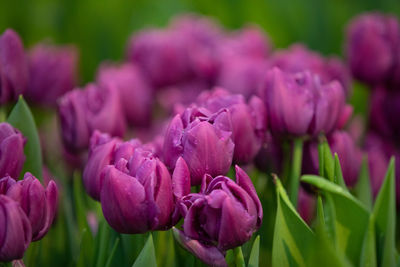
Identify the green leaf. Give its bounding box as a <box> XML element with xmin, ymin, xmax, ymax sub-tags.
<box><xmin>301</xmin><ymin>175</ymin><xmax>369</xmax><ymax>265</ymax></box>
<box><xmin>73</xmin><ymin>172</ymin><xmax>91</xmax><ymax>232</ymax></box>
<box><xmin>289</xmin><ymin>138</ymin><xmax>304</xmax><ymax>207</ymax></box>
<box><xmin>359</xmin><ymin>217</ymin><xmax>377</xmax><ymax>267</ymax></box>
<box><xmin>77</xmin><ymin>229</ymin><xmax>95</xmax><ymax>267</ymax></box>
<box><xmin>334</xmin><ymin>153</ymin><xmax>348</xmax><ymax>191</ymax></box>
<box><xmin>247</xmin><ymin>236</ymin><xmax>260</xmax><ymax>267</ymax></box>
<box><xmin>132</xmin><ymin>233</ymin><xmax>157</xmax><ymax>267</ymax></box>
<box><xmin>7</xmin><ymin>96</ymin><xmax>43</xmax><ymax>180</ymax></box>
<box><xmin>355</xmin><ymin>156</ymin><xmax>373</xmax><ymax>211</ymax></box>
<box><xmin>226</xmin><ymin>246</ymin><xmax>245</xmax><ymax>267</ymax></box>
<box><xmin>272</xmin><ymin>176</ymin><xmax>314</xmax><ymax>267</ymax></box>
<box><xmin>371</xmin><ymin>157</ymin><xmax>397</xmax><ymax>267</ymax></box>
<box><xmin>105</xmin><ymin>237</ymin><xmax>120</xmax><ymax>267</ymax></box>
<box><xmin>322</xmin><ymin>141</ymin><xmax>334</xmax><ymax>182</ymax></box>
<box><xmin>95</xmin><ymin>220</ymin><xmax>112</xmax><ymax>267</ymax></box>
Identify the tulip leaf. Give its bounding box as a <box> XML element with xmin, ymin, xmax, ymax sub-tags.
<box><xmin>272</xmin><ymin>176</ymin><xmax>314</xmax><ymax>267</ymax></box>
<box><xmin>7</xmin><ymin>96</ymin><xmax>43</xmax><ymax>180</ymax></box>
<box><xmin>132</xmin><ymin>233</ymin><xmax>157</xmax><ymax>267</ymax></box>
<box><xmin>322</xmin><ymin>141</ymin><xmax>334</xmax><ymax>182</ymax></box>
<box><xmin>355</xmin><ymin>156</ymin><xmax>373</xmax><ymax>211</ymax></box>
<box><xmin>247</xmin><ymin>236</ymin><xmax>260</xmax><ymax>267</ymax></box>
<box><xmin>105</xmin><ymin>237</ymin><xmax>120</xmax><ymax>267</ymax></box>
<box><xmin>226</xmin><ymin>246</ymin><xmax>245</xmax><ymax>267</ymax></box>
<box><xmin>95</xmin><ymin>220</ymin><xmax>112</xmax><ymax>267</ymax></box>
<box><xmin>77</xmin><ymin>229</ymin><xmax>95</xmax><ymax>267</ymax></box>
<box><xmin>301</xmin><ymin>175</ymin><xmax>369</xmax><ymax>265</ymax></box>
<box><xmin>359</xmin><ymin>217</ymin><xmax>377</xmax><ymax>267</ymax></box>
<box><xmin>334</xmin><ymin>153</ymin><xmax>347</xmax><ymax>191</ymax></box>
<box><xmin>371</xmin><ymin>157</ymin><xmax>397</xmax><ymax>267</ymax></box>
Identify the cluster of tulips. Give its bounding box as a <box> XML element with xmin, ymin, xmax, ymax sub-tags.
<box><xmin>0</xmin><ymin>10</ymin><xmax>400</xmax><ymax>267</ymax></box>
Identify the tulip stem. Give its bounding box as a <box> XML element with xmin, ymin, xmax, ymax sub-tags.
<box><xmin>289</xmin><ymin>138</ymin><xmax>304</xmax><ymax>208</ymax></box>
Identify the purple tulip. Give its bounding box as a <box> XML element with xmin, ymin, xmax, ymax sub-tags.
<box><xmin>0</xmin><ymin>123</ymin><xmax>26</xmax><ymax>179</ymax></box>
<box><xmin>196</xmin><ymin>88</ymin><xmax>267</xmax><ymax>164</ymax></box>
<box><xmin>163</xmin><ymin>106</ymin><xmax>234</xmax><ymax>185</ymax></box>
<box><xmin>58</xmin><ymin>83</ymin><xmax>126</xmax><ymax>153</ymax></box>
<box><xmin>217</xmin><ymin>57</ymin><xmax>269</xmax><ymax>99</ymax></box>
<box><xmin>126</xmin><ymin>29</ymin><xmax>190</xmax><ymax>87</ymax></box>
<box><xmin>26</xmin><ymin>43</ymin><xmax>78</xmax><ymax>106</ymax></box>
<box><xmin>298</xmin><ymin>187</ymin><xmax>316</xmax><ymax>224</ymax></box>
<box><xmin>1</xmin><ymin>173</ymin><xmax>58</xmax><ymax>241</ymax></box>
<box><xmin>97</xmin><ymin>63</ymin><xmax>153</xmax><ymax>126</ymax></box>
<box><xmin>262</xmin><ymin>67</ymin><xmax>345</xmax><ymax>138</ymax></box>
<box><xmin>0</xmin><ymin>29</ymin><xmax>28</xmax><ymax>104</ymax></box>
<box><xmin>100</xmin><ymin>148</ymin><xmax>174</xmax><ymax>234</ymax></box>
<box><xmin>83</xmin><ymin>131</ymin><xmax>142</xmax><ymax>201</ymax></box>
<box><xmin>174</xmin><ymin>166</ymin><xmax>262</xmax><ymax>266</ymax></box>
<box><xmin>271</xmin><ymin>44</ymin><xmax>351</xmax><ymax>96</ymax></box>
<box><xmin>0</xmin><ymin>195</ymin><xmax>31</xmax><ymax>262</ymax></box>
<box><xmin>346</xmin><ymin>13</ymin><xmax>400</xmax><ymax>85</ymax></box>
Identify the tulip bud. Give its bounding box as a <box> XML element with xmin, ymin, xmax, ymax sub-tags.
<box><xmin>100</xmin><ymin>149</ymin><xmax>174</xmax><ymax>234</ymax></box>
<box><xmin>175</xmin><ymin>166</ymin><xmax>262</xmax><ymax>266</ymax></box>
<box><xmin>97</xmin><ymin>63</ymin><xmax>153</xmax><ymax>126</ymax></box>
<box><xmin>0</xmin><ymin>195</ymin><xmax>32</xmax><ymax>262</ymax></box>
<box><xmin>127</xmin><ymin>30</ymin><xmax>190</xmax><ymax>87</ymax></box>
<box><xmin>196</xmin><ymin>88</ymin><xmax>266</xmax><ymax>164</ymax></box>
<box><xmin>58</xmin><ymin>83</ymin><xmax>126</xmax><ymax>153</ymax></box>
<box><xmin>26</xmin><ymin>43</ymin><xmax>77</xmax><ymax>106</ymax></box>
<box><xmin>2</xmin><ymin>173</ymin><xmax>58</xmax><ymax>241</ymax></box>
<box><xmin>271</xmin><ymin>44</ymin><xmax>351</xmax><ymax>96</ymax></box>
<box><xmin>83</xmin><ymin>131</ymin><xmax>142</xmax><ymax>201</ymax></box>
<box><xmin>346</xmin><ymin>13</ymin><xmax>400</xmax><ymax>85</ymax></box>
<box><xmin>163</xmin><ymin>106</ymin><xmax>234</xmax><ymax>185</ymax></box>
<box><xmin>0</xmin><ymin>29</ymin><xmax>28</xmax><ymax>104</ymax></box>
<box><xmin>0</xmin><ymin>123</ymin><xmax>26</xmax><ymax>179</ymax></box>
<box><xmin>262</xmin><ymin>68</ymin><xmax>345</xmax><ymax>138</ymax></box>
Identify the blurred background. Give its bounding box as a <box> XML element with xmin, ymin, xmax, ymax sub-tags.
<box><xmin>1</xmin><ymin>0</ymin><xmax>399</xmax><ymax>84</ymax></box>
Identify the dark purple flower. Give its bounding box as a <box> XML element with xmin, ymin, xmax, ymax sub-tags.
<box><xmin>271</xmin><ymin>44</ymin><xmax>351</xmax><ymax>96</ymax></box>
<box><xmin>346</xmin><ymin>13</ymin><xmax>400</xmax><ymax>86</ymax></box>
<box><xmin>262</xmin><ymin>67</ymin><xmax>345</xmax><ymax>138</ymax></box>
<box><xmin>298</xmin><ymin>187</ymin><xmax>316</xmax><ymax>224</ymax></box>
<box><xmin>0</xmin><ymin>195</ymin><xmax>31</xmax><ymax>261</ymax></box>
<box><xmin>97</xmin><ymin>63</ymin><xmax>153</xmax><ymax>126</ymax></box>
<box><xmin>0</xmin><ymin>122</ymin><xmax>25</xmax><ymax>179</ymax></box>
<box><xmin>163</xmin><ymin>106</ymin><xmax>234</xmax><ymax>185</ymax></box>
<box><xmin>83</xmin><ymin>131</ymin><xmax>142</xmax><ymax>201</ymax></box>
<box><xmin>100</xmin><ymin>149</ymin><xmax>174</xmax><ymax>234</ymax></box>
<box><xmin>196</xmin><ymin>88</ymin><xmax>267</xmax><ymax>164</ymax></box>
<box><xmin>0</xmin><ymin>29</ymin><xmax>28</xmax><ymax>104</ymax></box>
<box><xmin>174</xmin><ymin>166</ymin><xmax>262</xmax><ymax>266</ymax></box>
<box><xmin>26</xmin><ymin>43</ymin><xmax>78</xmax><ymax>106</ymax></box>
<box><xmin>1</xmin><ymin>173</ymin><xmax>58</xmax><ymax>241</ymax></box>
<box><xmin>58</xmin><ymin>83</ymin><xmax>126</xmax><ymax>153</ymax></box>
<box><xmin>126</xmin><ymin>29</ymin><xmax>190</xmax><ymax>87</ymax></box>
<box><xmin>217</xmin><ymin>57</ymin><xmax>268</xmax><ymax>99</ymax></box>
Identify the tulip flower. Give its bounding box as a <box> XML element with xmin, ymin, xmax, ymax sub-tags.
<box><xmin>100</xmin><ymin>149</ymin><xmax>174</xmax><ymax>234</ymax></box>
<box><xmin>346</xmin><ymin>13</ymin><xmax>400</xmax><ymax>85</ymax></box>
<box><xmin>97</xmin><ymin>63</ymin><xmax>153</xmax><ymax>126</ymax></box>
<box><xmin>174</xmin><ymin>166</ymin><xmax>262</xmax><ymax>266</ymax></box>
<box><xmin>298</xmin><ymin>187</ymin><xmax>316</xmax><ymax>224</ymax></box>
<box><xmin>58</xmin><ymin>83</ymin><xmax>126</xmax><ymax>153</ymax></box>
<box><xmin>271</xmin><ymin>44</ymin><xmax>351</xmax><ymax>96</ymax></box>
<box><xmin>83</xmin><ymin>131</ymin><xmax>142</xmax><ymax>201</ymax></box>
<box><xmin>0</xmin><ymin>195</ymin><xmax>32</xmax><ymax>262</ymax></box>
<box><xmin>26</xmin><ymin>43</ymin><xmax>78</xmax><ymax>106</ymax></box>
<box><xmin>196</xmin><ymin>88</ymin><xmax>267</xmax><ymax>164</ymax></box>
<box><xmin>163</xmin><ymin>106</ymin><xmax>234</xmax><ymax>185</ymax></box>
<box><xmin>0</xmin><ymin>29</ymin><xmax>28</xmax><ymax>104</ymax></box>
<box><xmin>0</xmin><ymin>122</ymin><xmax>26</xmax><ymax>179</ymax></box>
<box><xmin>1</xmin><ymin>173</ymin><xmax>58</xmax><ymax>241</ymax></box>
<box><xmin>262</xmin><ymin>67</ymin><xmax>345</xmax><ymax>138</ymax></box>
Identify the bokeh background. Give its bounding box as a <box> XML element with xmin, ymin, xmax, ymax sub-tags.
<box><xmin>1</xmin><ymin>0</ymin><xmax>399</xmax><ymax>84</ymax></box>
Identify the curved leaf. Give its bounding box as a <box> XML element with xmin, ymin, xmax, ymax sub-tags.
<box><xmin>248</xmin><ymin>236</ymin><xmax>260</xmax><ymax>267</ymax></box>
<box><xmin>132</xmin><ymin>234</ymin><xmax>157</xmax><ymax>267</ymax></box>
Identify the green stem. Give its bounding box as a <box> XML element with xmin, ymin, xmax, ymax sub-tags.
<box><xmin>289</xmin><ymin>138</ymin><xmax>304</xmax><ymax>208</ymax></box>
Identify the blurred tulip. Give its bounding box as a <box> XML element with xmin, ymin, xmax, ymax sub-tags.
<box><xmin>346</xmin><ymin>13</ymin><xmax>400</xmax><ymax>86</ymax></box>
<box><xmin>262</xmin><ymin>68</ymin><xmax>345</xmax><ymax>138</ymax></box>
<box><xmin>175</xmin><ymin>166</ymin><xmax>262</xmax><ymax>265</ymax></box>
<box><xmin>97</xmin><ymin>63</ymin><xmax>153</xmax><ymax>126</ymax></box>
<box><xmin>298</xmin><ymin>187</ymin><xmax>316</xmax><ymax>224</ymax></box>
<box><xmin>0</xmin><ymin>195</ymin><xmax>31</xmax><ymax>262</ymax></box>
<box><xmin>271</xmin><ymin>44</ymin><xmax>351</xmax><ymax>96</ymax></box>
<box><xmin>26</xmin><ymin>43</ymin><xmax>78</xmax><ymax>106</ymax></box>
<box><xmin>197</xmin><ymin>88</ymin><xmax>267</xmax><ymax>164</ymax></box>
<box><xmin>2</xmin><ymin>173</ymin><xmax>58</xmax><ymax>241</ymax></box>
<box><xmin>100</xmin><ymin>149</ymin><xmax>175</xmax><ymax>234</ymax></box>
<box><xmin>58</xmin><ymin>83</ymin><xmax>126</xmax><ymax>153</ymax></box>
<box><xmin>0</xmin><ymin>123</ymin><xmax>25</xmax><ymax>179</ymax></box>
<box><xmin>0</xmin><ymin>29</ymin><xmax>28</xmax><ymax>104</ymax></box>
<box><xmin>163</xmin><ymin>106</ymin><xmax>234</xmax><ymax>185</ymax></box>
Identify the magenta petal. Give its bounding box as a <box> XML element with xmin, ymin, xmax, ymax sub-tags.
<box><xmin>163</xmin><ymin>114</ymin><xmax>184</xmax><ymax>169</ymax></box>
<box><xmin>172</xmin><ymin>157</ymin><xmax>191</xmax><ymax>199</ymax></box>
<box><xmin>173</xmin><ymin>227</ymin><xmax>227</xmax><ymax>267</ymax></box>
